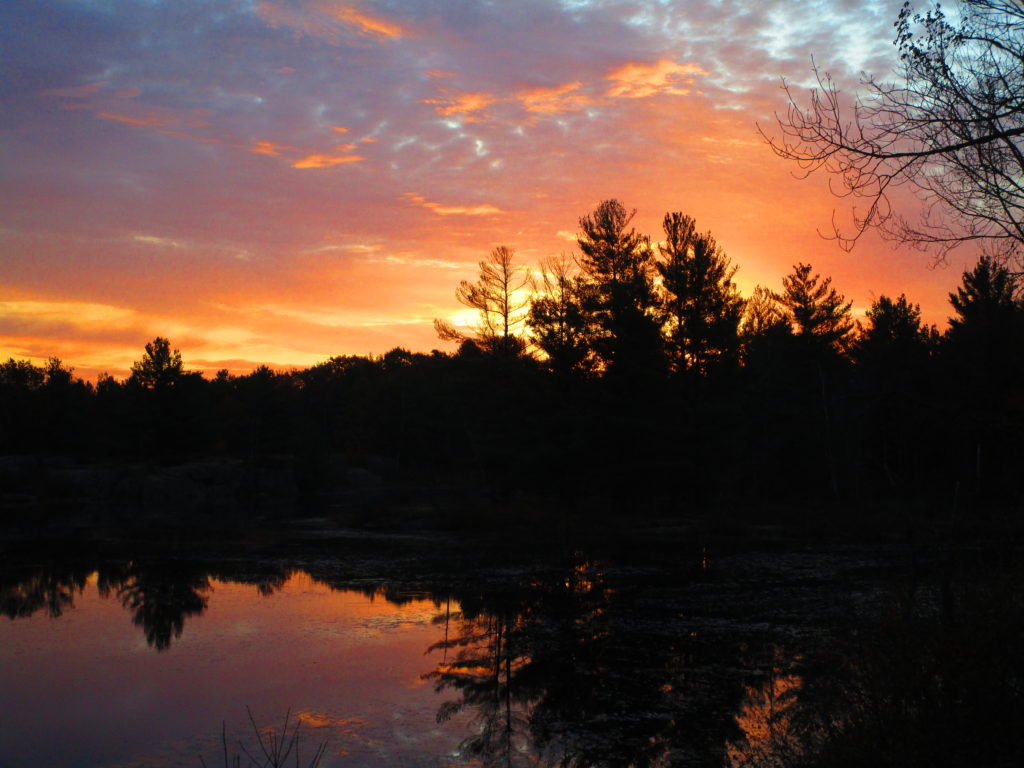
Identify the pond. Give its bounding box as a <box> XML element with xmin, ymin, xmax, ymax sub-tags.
<box><xmin>1</xmin><ymin>525</ymin><xmax>1019</xmax><ymax>767</ymax></box>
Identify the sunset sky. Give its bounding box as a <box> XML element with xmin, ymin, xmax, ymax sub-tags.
<box><xmin>0</xmin><ymin>0</ymin><xmax>980</xmax><ymax>379</ymax></box>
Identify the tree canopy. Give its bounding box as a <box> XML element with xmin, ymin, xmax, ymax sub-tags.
<box><xmin>657</xmin><ymin>212</ymin><xmax>745</xmax><ymax>375</ymax></box>
<box><xmin>774</xmin><ymin>263</ymin><xmax>855</xmax><ymax>355</ymax></box>
<box><xmin>435</xmin><ymin>246</ymin><xmax>530</xmax><ymax>357</ymax></box>
<box><xmin>576</xmin><ymin>199</ymin><xmax>663</xmax><ymax>376</ymax></box>
<box><xmin>129</xmin><ymin>337</ymin><xmax>183</xmax><ymax>390</ymax></box>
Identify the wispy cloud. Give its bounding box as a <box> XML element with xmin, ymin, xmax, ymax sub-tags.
<box><xmin>518</xmin><ymin>81</ymin><xmax>594</xmax><ymax>115</ymax></box>
<box><xmin>96</xmin><ymin>110</ymin><xmax>174</xmax><ymax>128</ymax></box>
<box><xmin>0</xmin><ymin>300</ymin><xmax>137</xmax><ymax>329</ymax></box>
<box><xmin>403</xmin><ymin>193</ymin><xmax>503</xmax><ymax>217</ymax></box>
<box><xmin>133</xmin><ymin>234</ymin><xmax>185</xmax><ymax>248</ymax></box>
<box><xmin>39</xmin><ymin>81</ymin><xmax>107</xmax><ymax>98</ymax></box>
<box><xmin>291</xmin><ymin>146</ymin><xmax>363</xmax><ymax>168</ymax></box>
<box><xmin>321</xmin><ymin>3</ymin><xmax>404</xmax><ymax>39</ymax></box>
<box><xmin>255</xmin><ymin>1</ymin><xmax>405</xmax><ymax>44</ymax></box>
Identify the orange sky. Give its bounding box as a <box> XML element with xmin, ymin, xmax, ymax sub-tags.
<box><xmin>0</xmin><ymin>0</ymin><xmax>979</xmax><ymax>379</ymax></box>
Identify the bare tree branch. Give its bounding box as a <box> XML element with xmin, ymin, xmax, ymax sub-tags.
<box><xmin>761</xmin><ymin>0</ymin><xmax>1024</xmax><ymax>265</ymax></box>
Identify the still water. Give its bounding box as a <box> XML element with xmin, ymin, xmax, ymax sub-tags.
<box><xmin>0</xmin><ymin>529</ymin><xmax>959</xmax><ymax>767</ymax></box>
<box><xmin>1</xmin><ymin>569</ymin><xmax>464</xmax><ymax>767</ymax></box>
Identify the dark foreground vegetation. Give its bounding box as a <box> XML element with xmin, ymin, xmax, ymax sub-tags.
<box><xmin>2</xmin><ymin>199</ymin><xmax>1023</xmax><ymax>529</ymax></box>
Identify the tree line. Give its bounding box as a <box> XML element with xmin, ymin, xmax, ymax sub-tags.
<box><xmin>2</xmin><ymin>199</ymin><xmax>1023</xmax><ymax>519</ymax></box>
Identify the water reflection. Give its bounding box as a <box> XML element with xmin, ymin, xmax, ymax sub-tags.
<box><xmin>114</xmin><ymin>563</ymin><xmax>212</xmax><ymax>650</ymax></box>
<box><xmin>5</xmin><ymin>537</ymin><xmax>1015</xmax><ymax>768</ymax></box>
<box><xmin>1</xmin><ymin>548</ymin><xmax>774</xmax><ymax>767</ymax></box>
<box><xmin>425</xmin><ymin>557</ymin><xmax>751</xmax><ymax>767</ymax></box>
<box><xmin>0</xmin><ymin>565</ymin><xmax>92</xmax><ymax>618</ymax></box>
<box><xmin>1</xmin><ymin>560</ymin><xmax>215</xmax><ymax>650</ymax></box>
<box><xmin>726</xmin><ymin>659</ymin><xmax>801</xmax><ymax>768</ymax></box>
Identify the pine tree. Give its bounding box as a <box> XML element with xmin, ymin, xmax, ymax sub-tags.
<box><xmin>528</xmin><ymin>255</ymin><xmax>596</xmax><ymax>375</ymax></box>
<box><xmin>434</xmin><ymin>246</ymin><xmax>530</xmax><ymax>357</ymax></box>
<box><xmin>774</xmin><ymin>263</ymin><xmax>854</xmax><ymax>356</ymax></box>
<box><xmin>656</xmin><ymin>212</ymin><xmax>744</xmax><ymax>375</ymax></box>
<box><xmin>576</xmin><ymin>200</ymin><xmax>663</xmax><ymax>376</ymax></box>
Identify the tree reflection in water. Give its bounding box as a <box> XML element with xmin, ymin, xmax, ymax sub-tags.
<box><xmin>425</xmin><ymin>557</ymin><xmax>748</xmax><ymax>768</ymax></box>
<box><xmin>17</xmin><ymin>541</ymin><xmax>1012</xmax><ymax>767</ymax></box>
<box><xmin>0</xmin><ymin>565</ymin><xmax>94</xmax><ymax>619</ymax></box>
<box><xmin>114</xmin><ymin>563</ymin><xmax>212</xmax><ymax>650</ymax></box>
<box><xmin>726</xmin><ymin>658</ymin><xmax>802</xmax><ymax>768</ymax></box>
<box><xmin>0</xmin><ymin>558</ymin><xmax>293</xmax><ymax>651</ymax></box>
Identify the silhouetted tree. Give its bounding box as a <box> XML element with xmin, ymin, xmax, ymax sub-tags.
<box><xmin>774</xmin><ymin>263</ymin><xmax>855</xmax><ymax>357</ymax></box>
<box><xmin>766</xmin><ymin>264</ymin><xmax>856</xmax><ymax>498</ymax></box>
<box><xmin>528</xmin><ymin>255</ymin><xmax>596</xmax><ymax>375</ymax></box>
<box><xmin>853</xmin><ymin>294</ymin><xmax>938</xmax><ymax>493</ymax></box>
<box><xmin>576</xmin><ymin>200</ymin><xmax>663</xmax><ymax>376</ymax></box>
<box><xmin>941</xmin><ymin>257</ymin><xmax>1024</xmax><ymax>500</ymax></box>
<box><xmin>657</xmin><ymin>212</ymin><xmax>744</xmax><ymax>375</ymax></box>
<box><xmin>947</xmin><ymin>256</ymin><xmax>1022</xmax><ymax>351</ymax></box>
<box><xmin>435</xmin><ymin>246</ymin><xmax>530</xmax><ymax>357</ymax></box>
<box><xmin>855</xmin><ymin>294</ymin><xmax>937</xmax><ymax>365</ymax></box>
<box><xmin>42</xmin><ymin>357</ymin><xmax>73</xmax><ymax>388</ymax></box>
<box><xmin>0</xmin><ymin>358</ymin><xmax>44</xmax><ymax>389</ymax></box>
<box><xmin>740</xmin><ymin>286</ymin><xmax>789</xmax><ymax>356</ymax></box>
<box><xmin>129</xmin><ymin>336</ymin><xmax>183</xmax><ymax>390</ymax></box>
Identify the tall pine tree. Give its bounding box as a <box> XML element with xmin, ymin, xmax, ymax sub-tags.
<box><xmin>576</xmin><ymin>200</ymin><xmax>663</xmax><ymax>377</ymax></box>
<box><xmin>656</xmin><ymin>212</ymin><xmax>744</xmax><ymax>376</ymax></box>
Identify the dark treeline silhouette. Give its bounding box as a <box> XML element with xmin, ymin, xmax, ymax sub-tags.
<box><xmin>3</xmin><ymin>200</ymin><xmax>1024</xmax><ymax>522</ymax></box>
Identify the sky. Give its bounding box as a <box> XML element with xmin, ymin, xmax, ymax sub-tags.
<box><xmin>0</xmin><ymin>0</ymin><xmax>979</xmax><ymax>379</ymax></box>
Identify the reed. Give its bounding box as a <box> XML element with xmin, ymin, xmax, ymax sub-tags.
<box><xmin>199</xmin><ymin>707</ymin><xmax>327</xmax><ymax>768</ymax></box>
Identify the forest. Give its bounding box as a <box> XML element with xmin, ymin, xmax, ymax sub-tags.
<box><xmin>2</xmin><ymin>199</ymin><xmax>1023</xmax><ymax>523</ymax></box>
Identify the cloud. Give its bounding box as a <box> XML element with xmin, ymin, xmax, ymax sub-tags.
<box><xmin>403</xmin><ymin>193</ymin><xmax>503</xmax><ymax>217</ymax></box>
<box><xmin>39</xmin><ymin>81</ymin><xmax>107</xmax><ymax>98</ymax></box>
<box><xmin>0</xmin><ymin>300</ymin><xmax>137</xmax><ymax>330</ymax></box>
<box><xmin>364</xmin><ymin>254</ymin><xmax>463</xmax><ymax>269</ymax></box>
<box><xmin>291</xmin><ymin>146</ymin><xmax>363</xmax><ymax>168</ymax></box>
<box><xmin>422</xmin><ymin>91</ymin><xmax>496</xmax><ymax>120</ymax></box>
<box><xmin>321</xmin><ymin>3</ymin><xmax>404</xmax><ymax>39</ymax></box>
<box><xmin>255</xmin><ymin>1</ymin><xmax>404</xmax><ymax>45</ymax></box>
<box><xmin>96</xmin><ymin>110</ymin><xmax>173</xmax><ymax>128</ymax></box>
<box><xmin>133</xmin><ymin>234</ymin><xmax>184</xmax><ymax>248</ymax></box>
<box><xmin>250</xmin><ymin>140</ymin><xmax>286</xmax><ymax>156</ymax></box>
<box><xmin>227</xmin><ymin>303</ymin><xmax>429</xmax><ymax>328</ymax></box>
<box><xmin>518</xmin><ymin>81</ymin><xmax>594</xmax><ymax>115</ymax></box>
<box><xmin>606</xmin><ymin>59</ymin><xmax>707</xmax><ymax>98</ymax></box>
